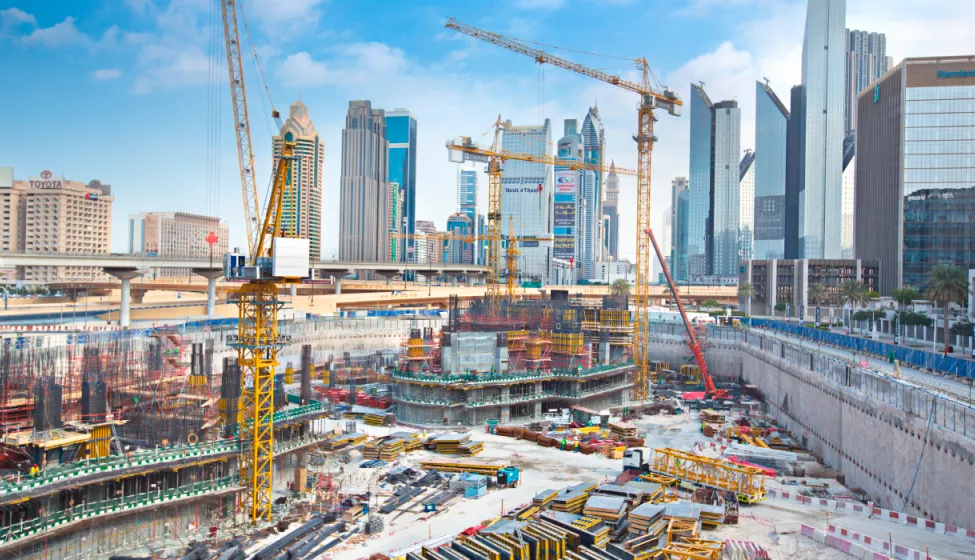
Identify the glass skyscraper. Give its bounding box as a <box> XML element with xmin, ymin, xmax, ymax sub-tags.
<box><xmin>855</xmin><ymin>56</ymin><xmax>975</xmax><ymax>294</ymax></box>
<box><xmin>739</xmin><ymin>150</ymin><xmax>755</xmax><ymax>263</ymax></box>
<box><xmin>340</xmin><ymin>100</ymin><xmax>388</xmax><ymax>262</ymax></box>
<box><xmin>581</xmin><ymin>105</ymin><xmax>605</xmax><ymax>270</ymax></box>
<box><xmin>273</xmin><ymin>100</ymin><xmax>323</xmax><ymax>261</ymax></box>
<box><xmin>386</xmin><ymin>109</ymin><xmax>417</xmax><ymax>259</ymax></box>
<box><xmin>711</xmin><ymin>101</ymin><xmax>741</xmax><ymax>277</ymax></box>
<box><xmin>754</xmin><ymin>81</ymin><xmax>790</xmax><ymax>260</ymax></box>
<box><xmin>687</xmin><ymin>84</ymin><xmax>713</xmax><ymax>279</ymax></box>
<box><xmin>845</xmin><ymin>29</ymin><xmax>890</xmax><ymax>135</ymax></box>
<box><xmin>458</xmin><ymin>168</ymin><xmax>477</xmax><ymax>221</ymax></box>
<box><xmin>501</xmin><ymin>119</ymin><xmax>553</xmax><ymax>282</ymax></box>
<box><xmin>800</xmin><ymin>0</ymin><xmax>846</xmax><ymax>259</ymax></box>
<box><xmin>670</xmin><ymin>177</ymin><xmax>689</xmax><ymax>282</ymax></box>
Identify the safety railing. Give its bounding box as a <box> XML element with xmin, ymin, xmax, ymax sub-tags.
<box><xmin>392</xmin><ymin>361</ymin><xmax>635</xmax><ymax>385</ymax></box>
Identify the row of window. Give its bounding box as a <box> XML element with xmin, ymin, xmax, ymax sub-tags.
<box><xmin>905</xmin><ymin>99</ymin><xmax>975</xmax><ymax>114</ymax></box>
<box><xmin>905</xmin><ymin>127</ymin><xmax>975</xmax><ymax>142</ymax></box>
<box><xmin>906</xmin><ymin>112</ymin><xmax>975</xmax><ymax>128</ymax></box>
<box><xmin>904</xmin><ymin>153</ymin><xmax>975</xmax><ymax>169</ymax></box>
<box><xmin>906</xmin><ymin>85</ymin><xmax>975</xmax><ymax>100</ymax></box>
<box><xmin>904</xmin><ymin>168</ymin><xmax>975</xmax><ymax>182</ymax></box>
<box><xmin>904</xmin><ymin>139</ymin><xmax>975</xmax><ymax>155</ymax></box>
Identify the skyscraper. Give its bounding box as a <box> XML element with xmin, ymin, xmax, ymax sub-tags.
<box><xmin>711</xmin><ymin>100</ymin><xmax>742</xmax><ymax>277</ymax></box>
<box><xmin>414</xmin><ymin>220</ymin><xmax>436</xmax><ymax>264</ymax></box>
<box><xmin>671</xmin><ymin>177</ymin><xmax>690</xmax><ymax>282</ymax></box>
<box><xmin>458</xmin><ymin>168</ymin><xmax>478</xmax><ymax>221</ymax></box>
<box><xmin>841</xmin><ymin>134</ymin><xmax>855</xmax><ymax>258</ymax></box>
<box><xmin>754</xmin><ymin>81</ymin><xmax>790</xmax><ymax>260</ymax></box>
<box><xmin>446</xmin><ymin>212</ymin><xmax>474</xmax><ymax>264</ymax></box>
<box><xmin>738</xmin><ymin>150</ymin><xmax>755</xmax><ymax>263</ymax></box>
<box><xmin>581</xmin><ymin>105</ymin><xmax>605</xmax><ymax>268</ymax></box>
<box><xmin>845</xmin><ymin>29</ymin><xmax>890</xmax><ymax>135</ymax></box>
<box><xmin>386</xmin><ymin>109</ymin><xmax>417</xmax><ymax>259</ymax></box>
<box><xmin>602</xmin><ymin>162</ymin><xmax>620</xmax><ymax>260</ymax></box>
<box><xmin>555</xmin><ymin>119</ymin><xmax>584</xmax><ymax>277</ymax></box>
<box><xmin>687</xmin><ymin>84</ymin><xmax>713</xmax><ymax>279</ymax></box>
<box><xmin>785</xmin><ymin>85</ymin><xmax>805</xmax><ymax>259</ymax></box>
<box><xmin>800</xmin><ymin>0</ymin><xmax>846</xmax><ymax>259</ymax></box>
<box><xmin>340</xmin><ymin>100</ymin><xmax>389</xmax><ymax>263</ymax></box>
<box><xmin>273</xmin><ymin>100</ymin><xmax>323</xmax><ymax>260</ymax></box>
<box><xmin>500</xmin><ymin>119</ymin><xmax>553</xmax><ymax>283</ymax></box>
<box><xmin>388</xmin><ymin>182</ymin><xmax>403</xmax><ymax>261</ymax></box>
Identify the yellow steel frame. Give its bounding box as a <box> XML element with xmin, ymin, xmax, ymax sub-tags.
<box><xmin>486</xmin><ymin>125</ymin><xmax>504</xmax><ymax>305</ymax></box>
<box><xmin>505</xmin><ymin>216</ymin><xmax>520</xmax><ymax>299</ymax></box>
<box><xmin>651</xmin><ymin>448</ymin><xmax>765</xmax><ymax>502</ymax></box>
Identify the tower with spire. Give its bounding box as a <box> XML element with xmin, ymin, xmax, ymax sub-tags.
<box><xmin>580</xmin><ymin>104</ymin><xmax>606</xmax><ymax>273</ymax></box>
<box><xmin>273</xmin><ymin>99</ymin><xmax>324</xmax><ymax>260</ymax></box>
<box><xmin>602</xmin><ymin>161</ymin><xmax>620</xmax><ymax>260</ymax></box>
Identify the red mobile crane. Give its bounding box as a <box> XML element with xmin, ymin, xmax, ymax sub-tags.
<box><xmin>644</xmin><ymin>229</ymin><xmax>728</xmax><ymax>400</ymax></box>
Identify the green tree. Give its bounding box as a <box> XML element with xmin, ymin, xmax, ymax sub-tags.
<box><xmin>700</xmin><ymin>299</ymin><xmax>720</xmax><ymax>310</ymax></box>
<box><xmin>738</xmin><ymin>281</ymin><xmax>756</xmax><ymax>317</ymax></box>
<box><xmin>950</xmin><ymin>320</ymin><xmax>973</xmax><ymax>337</ymax></box>
<box><xmin>892</xmin><ymin>287</ymin><xmax>922</xmax><ymax>309</ymax></box>
<box><xmin>808</xmin><ymin>283</ymin><xmax>829</xmax><ymax>307</ymax></box>
<box><xmin>927</xmin><ymin>264</ymin><xmax>969</xmax><ymax>351</ymax></box>
<box><xmin>898</xmin><ymin>310</ymin><xmax>933</xmax><ymax>327</ymax></box>
<box><xmin>610</xmin><ymin>279</ymin><xmax>631</xmax><ymax>301</ymax></box>
<box><xmin>840</xmin><ymin>280</ymin><xmax>868</xmax><ymax>334</ymax></box>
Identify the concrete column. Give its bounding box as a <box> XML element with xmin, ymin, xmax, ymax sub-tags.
<box><xmin>450</xmin><ymin>274</ymin><xmax>458</xmax><ymax>287</ymax></box>
<box><xmin>334</xmin><ymin>277</ymin><xmax>342</xmax><ymax>295</ymax></box>
<box><xmin>192</xmin><ymin>268</ymin><xmax>224</xmax><ymax>319</ymax></box>
<box><xmin>290</xmin><ymin>284</ymin><xmax>298</xmax><ymax>298</ymax></box>
<box><xmin>104</xmin><ymin>268</ymin><xmax>144</xmax><ymax>328</ymax></box>
<box><xmin>468</xmin><ymin>276</ymin><xmax>475</xmax><ymax>287</ymax></box>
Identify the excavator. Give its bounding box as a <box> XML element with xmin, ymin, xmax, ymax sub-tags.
<box><xmin>644</xmin><ymin>228</ymin><xmax>728</xmax><ymax>402</ymax></box>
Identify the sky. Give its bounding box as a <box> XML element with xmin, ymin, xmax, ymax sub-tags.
<box><xmin>0</xmin><ymin>0</ymin><xmax>970</xmax><ymax>269</ymax></box>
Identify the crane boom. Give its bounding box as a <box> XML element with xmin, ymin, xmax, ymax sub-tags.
<box><xmin>220</xmin><ymin>0</ymin><xmax>261</xmax><ymax>257</ymax></box>
<box><xmin>448</xmin><ymin>138</ymin><xmax>638</xmax><ymax>176</ymax></box>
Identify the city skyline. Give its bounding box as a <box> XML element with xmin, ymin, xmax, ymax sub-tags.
<box><xmin>0</xmin><ymin>1</ymin><xmax>967</xmax><ymax>262</ymax></box>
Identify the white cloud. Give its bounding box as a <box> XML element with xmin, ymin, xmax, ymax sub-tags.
<box><xmin>22</xmin><ymin>16</ymin><xmax>90</xmax><ymax>48</ymax></box>
<box><xmin>125</xmin><ymin>0</ymin><xmax>154</xmax><ymax>15</ymax></box>
<box><xmin>92</xmin><ymin>68</ymin><xmax>122</xmax><ymax>80</ymax></box>
<box><xmin>512</xmin><ymin>0</ymin><xmax>566</xmax><ymax>9</ymax></box>
<box><xmin>278</xmin><ymin>52</ymin><xmax>329</xmax><ymax>86</ymax></box>
<box><xmin>276</xmin><ymin>43</ymin><xmax>408</xmax><ymax>87</ymax></box>
<box><xmin>247</xmin><ymin>0</ymin><xmax>326</xmax><ymax>37</ymax></box>
<box><xmin>0</xmin><ymin>7</ymin><xmax>35</xmax><ymax>34</ymax></box>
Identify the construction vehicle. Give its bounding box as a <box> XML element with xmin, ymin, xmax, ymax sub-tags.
<box><xmin>622</xmin><ymin>447</ymin><xmax>651</xmax><ymax>472</ymax></box>
<box><xmin>446</xmin><ymin>18</ymin><xmax>682</xmax><ymax>401</ymax></box>
<box><xmin>645</xmin><ymin>228</ymin><xmax>728</xmax><ymax>401</ymax></box>
<box><xmin>220</xmin><ymin>0</ymin><xmax>309</xmax><ymax>523</ymax></box>
<box><xmin>496</xmin><ymin>466</ymin><xmax>521</xmax><ymax>488</ymax></box>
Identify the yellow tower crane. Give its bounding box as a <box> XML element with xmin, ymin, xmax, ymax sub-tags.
<box><xmin>445</xmin><ymin>18</ymin><xmax>682</xmax><ymax>401</ymax></box>
<box><xmin>220</xmin><ymin>0</ymin><xmax>309</xmax><ymax>524</ymax></box>
<box><xmin>504</xmin><ymin>217</ymin><xmax>520</xmax><ymax>299</ymax></box>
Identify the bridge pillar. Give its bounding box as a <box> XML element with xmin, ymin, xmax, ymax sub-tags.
<box><xmin>104</xmin><ymin>268</ymin><xmax>144</xmax><ymax>328</ymax></box>
<box><xmin>192</xmin><ymin>268</ymin><xmax>223</xmax><ymax>318</ymax></box>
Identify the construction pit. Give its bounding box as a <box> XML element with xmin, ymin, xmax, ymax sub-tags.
<box><xmin>1</xmin><ymin>296</ymin><xmax>974</xmax><ymax>560</ymax></box>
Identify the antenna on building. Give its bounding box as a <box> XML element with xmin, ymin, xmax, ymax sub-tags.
<box><xmin>763</xmin><ymin>77</ymin><xmax>770</xmax><ymax>87</ymax></box>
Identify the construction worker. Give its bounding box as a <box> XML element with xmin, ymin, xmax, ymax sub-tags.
<box><xmin>29</xmin><ymin>464</ymin><xmax>39</xmax><ymax>478</ymax></box>
<box><xmin>560</xmin><ymin>437</ymin><xmax>567</xmax><ymax>451</ymax></box>
<box><xmin>573</xmin><ymin>441</ymin><xmax>579</xmax><ymax>453</ymax></box>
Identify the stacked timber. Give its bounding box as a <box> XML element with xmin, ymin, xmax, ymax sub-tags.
<box><xmin>427</xmin><ymin>432</ymin><xmax>482</xmax><ymax>456</ymax></box>
<box><xmin>418</xmin><ymin>459</ymin><xmax>504</xmax><ymax>476</ymax></box>
<box><xmin>627</xmin><ymin>503</ymin><xmax>666</xmax><ymax>536</ymax></box>
<box><xmin>533</xmin><ymin>489</ymin><xmax>559</xmax><ymax>508</ymax></box>
<box><xmin>608</xmin><ymin>422</ymin><xmax>638</xmax><ymax>439</ymax></box>
<box><xmin>700</xmin><ymin>409</ymin><xmax>725</xmax><ymax>424</ymax></box>
<box><xmin>326</xmin><ymin>432</ymin><xmax>368</xmax><ymax>451</ymax></box>
<box><xmin>552</xmin><ymin>490</ymin><xmax>589</xmax><ymax>514</ymax></box>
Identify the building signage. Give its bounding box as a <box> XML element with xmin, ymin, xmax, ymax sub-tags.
<box><xmin>937</xmin><ymin>69</ymin><xmax>975</xmax><ymax>79</ymax></box>
<box><xmin>894</xmin><ymin>312</ymin><xmax>900</xmax><ymax>345</ymax></box>
<box><xmin>29</xmin><ymin>170</ymin><xmax>64</xmax><ymax>189</ymax></box>
<box><xmin>555</xmin><ymin>170</ymin><xmax>577</xmax><ymax>194</ymax></box>
<box><xmin>504</xmin><ymin>184</ymin><xmax>543</xmax><ymax>194</ymax></box>
<box><xmin>520</xmin><ymin>240</ymin><xmax>539</xmax><ymax>248</ymax></box>
<box><xmin>815</xmin><ymin>306</ymin><xmax>821</xmax><ymax>325</ymax></box>
<box><xmin>554</xmin><ymin>235</ymin><xmax>574</xmax><ymax>260</ymax></box>
<box><xmin>873</xmin><ymin>84</ymin><xmax>880</xmax><ymax>103</ymax></box>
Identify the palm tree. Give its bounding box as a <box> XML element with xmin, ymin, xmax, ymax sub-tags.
<box><xmin>840</xmin><ymin>280</ymin><xmax>868</xmax><ymax>334</ymax></box>
<box><xmin>738</xmin><ymin>281</ymin><xmax>755</xmax><ymax>317</ymax></box>
<box><xmin>808</xmin><ymin>283</ymin><xmax>828</xmax><ymax>324</ymax></box>
<box><xmin>927</xmin><ymin>264</ymin><xmax>969</xmax><ymax>352</ymax></box>
<box><xmin>610</xmin><ymin>279</ymin><xmax>631</xmax><ymax>301</ymax></box>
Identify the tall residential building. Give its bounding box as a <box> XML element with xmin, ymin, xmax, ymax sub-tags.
<box><xmin>670</xmin><ymin>177</ymin><xmax>689</xmax><ymax>282</ymax></box>
<box><xmin>446</xmin><ymin>212</ymin><xmax>474</xmax><ymax>265</ymax></box>
<box><xmin>340</xmin><ymin>100</ymin><xmax>389</xmax><ymax>263</ymax></box>
<box><xmin>128</xmin><ymin>212</ymin><xmax>229</xmax><ymax>278</ymax></box>
<box><xmin>3</xmin><ymin>171</ymin><xmax>113</xmax><ymax>282</ymax></box>
<box><xmin>273</xmin><ymin>100</ymin><xmax>323</xmax><ymax>260</ymax></box>
<box><xmin>555</xmin><ymin>119</ymin><xmax>583</xmax><ymax>277</ymax></box>
<box><xmin>602</xmin><ymin>162</ymin><xmax>620</xmax><ymax>260</ymax></box>
<box><xmin>687</xmin><ymin>83</ymin><xmax>713</xmax><ymax>279</ymax></box>
<box><xmin>754</xmin><ymin>81</ymin><xmax>790</xmax><ymax>260</ymax></box>
<box><xmin>386</xmin><ymin>109</ymin><xmax>417</xmax><ymax>259</ymax></box>
<box><xmin>739</xmin><ymin>150</ymin><xmax>756</xmax><ymax>263</ymax></box>
<box><xmin>458</xmin><ymin>168</ymin><xmax>478</xmax><ymax>220</ymax></box>
<box><xmin>845</xmin><ymin>29</ymin><xmax>890</xmax><ymax>135</ymax></box>
<box><xmin>799</xmin><ymin>0</ymin><xmax>846</xmax><ymax>259</ymax></box>
<box><xmin>785</xmin><ymin>85</ymin><xmax>805</xmax><ymax>259</ymax></box>
<box><xmin>581</xmin><ymin>105</ymin><xmax>605</xmax><ymax>267</ymax></box>
<box><xmin>841</xmin><ymin>134</ymin><xmax>855</xmax><ymax>258</ymax></box>
<box><xmin>500</xmin><ymin>119</ymin><xmax>553</xmax><ymax>282</ymax></box>
<box><xmin>854</xmin><ymin>55</ymin><xmax>975</xmax><ymax>294</ymax></box>
<box><xmin>388</xmin><ymin>182</ymin><xmax>404</xmax><ymax>262</ymax></box>
<box><xmin>414</xmin><ymin>219</ymin><xmax>436</xmax><ymax>264</ymax></box>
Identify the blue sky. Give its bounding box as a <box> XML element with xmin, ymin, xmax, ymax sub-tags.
<box><xmin>0</xmin><ymin>0</ymin><xmax>969</xmax><ymax>268</ymax></box>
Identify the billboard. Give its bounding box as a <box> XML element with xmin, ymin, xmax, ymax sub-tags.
<box><xmin>554</xmin><ymin>235</ymin><xmax>574</xmax><ymax>260</ymax></box>
<box><xmin>555</xmin><ymin>169</ymin><xmax>577</xmax><ymax>194</ymax></box>
<box><xmin>554</xmin><ymin>202</ymin><xmax>575</xmax><ymax>228</ymax></box>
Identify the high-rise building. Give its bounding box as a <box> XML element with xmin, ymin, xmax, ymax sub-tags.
<box><xmin>670</xmin><ymin>177</ymin><xmax>689</xmax><ymax>282</ymax></box>
<box><xmin>799</xmin><ymin>0</ymin><xmax>846</xmax><ymax>259</ymax></box>
<box><xmin>855</xmin><ymin>55</ymin><xmax>975</xmax><ymax>294</ymax></box>
<box><xmin>3</xmin><ymin>170</ymin><xmax>113</xmax><ymax>281</ymax></box>
<box><xmin>500</xmin><ymin>119</ymin><xmax>553</xmax><ymax>282</ymax></box>
<box><xmin>414</xmin><ymin>220</ymin><xmax>436</xmax><ymax>265</ymax></box>
<box><xmin>273</xmin><ymin>100</ymin><xmax>323</xmax><ymax>260</ymax></box>
<box><xmin>458</xmin><ymin>168</ymin><xmax>478</xmax><ymax>221</ymax></box>
<box><xmin>754</xmin><ymin>81</ymin><xmax>790</xmax><ymax>260</ymax></box>
<box><xmin>581</xmin><ymin>105</ymin><xmax>605</xmax><ymax>269</ymax></box>
<box><xmin>739</xmin><ymin>150</ymin><xmax>756</xmax><ymax>263</ymax></box>
<box><xmin>841</xmin><ymin>134</ymin><xmax>855</xmax><ymax>258</ymax></box>
<box><xmin>845</xmin><ymin>29</ymin><xmax>890</xmax><ymax>135</ymax></box>
<box><xmin>602</xmin><ymin>162</ymin><xmax>620</xmax><ymax>260</ymax></box>
<box><xmin>446</xmin><ymin>212</ymin><xmax>474</xmax><ymax>264</ymax></box>
<box><xmin>340</xmin><ymin>100</ymin><xmax>389</xmax><ymax>263</ymax></box>
<box><xmin>388</xmin><ymin>182</ymin><xmax>403</xmax><ymax>262</ymax></box>
<box><xmin>687</xmin><ymin>83</ymin><xmax>713</xmax><ymax>279</ymax></box>
<box><xmin>477</xmin><ymin>214</ymin><xmax>487</xmax><ymax>266</ymax></box>
<box><xmin>128</xmin><ymin>212</ymin><xmax>229</xmax><ymax>278</ymax></box>
<box><xmin>555</xmin><ymin>119</ymin><xmax>583</xmax><ymax>277</ymax></box>
<box><xmin>386</xmin><ymin>109</ymin><xmax>417</xmax><ymax>260</ymax></box>
<box><xmin>785</xmin><ymin>85</ymin><xmax>805</xmax><ymax>259</ymax></box>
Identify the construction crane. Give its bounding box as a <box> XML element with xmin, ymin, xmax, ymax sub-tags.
<box><xmin>390</xmin><ymin>232</ymin><xmax>477</xmax><ymax>265</ymax></box>
<box><xmin>504</xmin><ymin>217</ymin><xmax>520</xmax><ymax>298</ymax></box>
<box><xmin>446</xmin><ymin>18</ymin><xmax>682</xmax><ymax>402</ymax></box>
<box><xmin>220</xmin><ymin>0</ymin><xmax>309</xmax><ymax>523</ymax></box>
<box><xmin>645</xmin><ymin>229</ymin><xmax>726</xmax><ymax>400</ymax></box>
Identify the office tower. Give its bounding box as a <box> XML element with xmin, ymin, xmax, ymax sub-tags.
<box><xmin>458</xmin><ymin>168</ymin><xmax>478</xmax><ymax>221</ymax></box>
<box><xmin>3</xmin><ymin>171</ymin><xmax>113</xmax><ymax>282</ymax></box>
<box><xmin>555</xmin><ymin>119</ymin><xmax>583</xmax><ymax>277</ymax></box>
<box><xmin>754</xmin><ymin>81</ymin><xmax>790</xmax><ymax>260</ymax></box>
<box><xmin>388</xmin><ymin>182</ymin><xmax>403</xmax><ymax>261</ymax></box>
<box><xmin>128</xmin><ymin>212</ymin><xmax>229</xmax><ymax>278</ymax></box>
<box><xmin>687</xmin><ymin>83</ymin><xmax>713</xmax><ymax>279</ymax></box>
<box><xmin>739</xmin><ymin>150</ymin><xmax>755</xmax><ymax>263</ymax></box>
<box><xmin>845</xmin><ymin>29</ymin><xmax>889</xmax><ymax>135</ymax></box>
<box><xmin>386</xmin><ymin>109</ymin><xmax>417</xmax><ymax>261</ymax></box>
<box><xmin>273</xmin><ymin>100</ymin><xmax>324</xmax><ymax>260</ymax></box>
<box><xmin>785</xmin><ymin>85</ymin><xmax>805</xmax><ymax>259</ymax></box>
<box><xmin>670</xmin><ymin>177</ymin><xmax>689</xmax><ymax>282</ymax></box>
<box><xmin>855</xmin><ymin>56</ymin><xmax>975</xmax><ymax>294</ymax></box>
<box><xmin>841</xmin><ymin>134</ymin><xmax>855</xmax><ymax>258</ymax></box>
<box><xmin>603</xmin><ymin>162</ymin><xmax>620</xmax><ymax>260</ymax></box>
<box><xmin>477</xmin><ymin>214</ymin><xmax>487</xmax><ymax>266</ymax></box>
<box><xmin>500</xmin><ymin>118</ymin><xmax>553</xmax><ymax>283</ymax></box>
<box><xmin>581</xmin><ymin>105</ymin><xmax>605</xmax><ymax>271</ymax></box>
<box><xmin>414</xmin><ymin>219</ymin><xmax>436</xmax><ymax>264</ymax></box>
<box><xmin>800</xmin><ymin>0</ymin><xmax>846</xmax><ymax>259</ymax></box>
<box><xmin>446</xmin><ymin>212</ymin><xmax>474</xmax><ymax>264</ymax></box>
<box><xmin>340</xmin><ymin>100</ymin><xmax>389</xmax><ymax>263</ymax></box>
<box><xmin>711</xmin><ymin>101</ymin><xmax>742</xmax><ymax>277</ymax></box>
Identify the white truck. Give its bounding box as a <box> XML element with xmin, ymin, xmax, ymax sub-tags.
<box><xmin>622</xmin><ymin>446</ymin><xmax>651</xmax><ymax>471</ymax></box>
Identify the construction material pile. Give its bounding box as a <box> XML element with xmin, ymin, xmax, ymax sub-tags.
<box><xmin>322</xmin><ymin>432</ymin><xmax>368</xmax><ymax>451</ymax></box>
<box><xmin>493</xmin><ymin>424</ymin><xmax>641</xmax><ymax>458</ymax></box>
<box><xmin>425</xmin><ymin>432</ymin><xmax>484</xmax><ymax>457</ymax></box>
<box><xmin>362</xmin><ymin>432</ymin><xmax>423</xmax><ymax>461</ymax></box>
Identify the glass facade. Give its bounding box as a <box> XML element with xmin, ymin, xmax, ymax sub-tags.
<box><xmin>800</xmin><ymin>0</ymin><xmax>846</xmax><ymax>259</ymax></box>
<box><xmin>458</xmin><ymin>169</ymin><xmax>477</xmax><ymax>220</ymax></box>
<box><xmin>675</xmin><ymin>189</ymin><xmax>689</xmax><ymax>282</ymax></box>
<box><xmin>386</xmin><ymin>111</ymin><xmax>417</xmax><ymax>250</ymax></box>
<box><xmin>738</xmin><ymin>151</ymin><xmax>755</xmax><ymax>263</ymax></box>
<box><xmin>712</xmin><ymin>102</ymin><xmax>741</xmax><ymax>277</ymax></box>
<box><xmin>687</xmin><ymin>84</ymin><xmax>713</xmax><ymax>278</ymax></box>
<box><xmin>845</xmin><ymin>29</ymin><xmax>889</xmax><ymax>135</ymax></box>
<box><xmin>754</xmin><ymin>81</ymin><xmax>789</xmax><ymax>260</ymax></box>
<box><xmin>501</xmin><ymin>119</ymin><xmax>552</xmax><ymax>282</ymax></box>
<box><xmin>902</xmin><ymin>84</ymin><xmax>975</xmax><ymax>290</ymax></box>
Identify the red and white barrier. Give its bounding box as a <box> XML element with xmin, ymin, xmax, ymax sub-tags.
<box><xmin>828</xmin><ymin>525</ymin><xmax>932</xmax><ymax>560</ymax></box>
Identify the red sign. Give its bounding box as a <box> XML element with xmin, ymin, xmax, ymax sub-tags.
<box><xmin>205</xmin><ymin>231</ymin><xmax>219</xmax><ymax>246</ymax></box>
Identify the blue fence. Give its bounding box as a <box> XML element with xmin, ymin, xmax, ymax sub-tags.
<box><xmin>745</xmin><ymin>318</ymin><xmax>975</xmax><ymax>380</ymax></box>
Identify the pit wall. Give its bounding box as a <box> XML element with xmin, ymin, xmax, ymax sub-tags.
<box><xmin>647</xmin><ymin>327</ymin><xmax>975</xmax><ymax>529</ymax></box>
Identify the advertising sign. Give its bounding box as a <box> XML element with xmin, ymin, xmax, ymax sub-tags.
<box><xmin>894</xmin><ymin>312</ymin><xmax>900</xmax><ymax>345</ymax></box>
<box><xmin>554</xmin><ymin>236</ymin><xmax>574</xmax><ymax>260</ymax></box>
<box><xmin>29</xmin><ymin>170</ymin><xmax>64</xmax><ymax>189</ymax></box>
<box><xmin>555</xmin><ymin>169</ymin><xmax>577</xmax><ymax>194</ymax></box>
<box><xmin>554</xmin><ymin>202</ymin><xmax>575</xmax><ymax>228</ymax></box>
<box><xmin>815</xmin><ymin>306</ymin><xmax>821</xmax><ymax>324</ymax></box>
